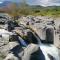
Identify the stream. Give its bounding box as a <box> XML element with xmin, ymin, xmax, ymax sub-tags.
<box><xmin>18</xmin><ymin>32</ymin><xmax>60</xmax><ymax>60</ymax></box>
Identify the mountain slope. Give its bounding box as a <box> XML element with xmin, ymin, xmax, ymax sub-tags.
<box><xmin>0</xmin><ymin>1</ymin><xmax>17</xmax><ymax>13</ymax></box>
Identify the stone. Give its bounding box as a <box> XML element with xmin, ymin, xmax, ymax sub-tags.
<box><xmin>22</xmin><ymin>43</ymin><xmax>40</xmax><ymax>60</ymax></box>
<box><xmin>8</xmin><ymin>42</ymin><xmax>20</xmax><ymax>50</ymax></box>
<box><xmin>4</xmin><ymin>53</ymin><xmax>19</xmax><ymax>60</ymax></box>
<box><xmin>0</xmin><ymin>42</ymin><xmax>19</xmax><ymax>57</ymax></box>
<box><xmin>2</xmin><ymin>34</ymin><xmax>9</xmax><ymax>45</ymax></box>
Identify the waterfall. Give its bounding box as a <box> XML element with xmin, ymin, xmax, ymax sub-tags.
<box><xmin>17</xmin><ymin>30</ymin><xmax>59</xmax><ymax>60</ymax></box>
<box><xmin>32</xmin><ymin>31</ymin><xmax>59</xmax><ymax>60</ymax></box>
<box><xmin>30</xmin><ymin>31</ymin><xmax>42</xmax><ymax>44</ymax></box>
<box><xmin>40</xmin><ymin>44</ymin><xmax>59</xmax><ymax>60</ymax></box>
<box><xmin>18</xmin><ymin>36</ymin><xmax>27</xmax><ymax>46</ymax></box>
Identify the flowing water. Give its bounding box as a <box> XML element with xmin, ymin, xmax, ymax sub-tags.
<box><xmin>33</xmin><ymin>31</ymin><xmax>60</xmax><ymax>60</ymax></box>
<box><xmin>18</xmin><ymin>32</ymin><xmax>60</xmax><ymax>60</ymax></box>
<box><xmin>39</xmin><ymin>44</ymin><xmax>59</xmax><ymax>60</ymax></box>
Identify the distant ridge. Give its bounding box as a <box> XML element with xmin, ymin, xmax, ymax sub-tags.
<box><xmin>0</xmin><ymin>1</ymin><xmax>18</xmax><ymax>13</ymax></box>
<box><xmin>0</xmin><ymin>1</ymin><xmax>13</xmax><ymax>8</ymax></box>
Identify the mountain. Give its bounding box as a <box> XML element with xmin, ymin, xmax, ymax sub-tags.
<box><xmin>0</xmin><ymin>1</ymin><xmax>13</xmax><ymax>8</ymax></box>
<box><xmin>0</xmin><ymin>1</ymin><xmax>18</xmax><ymax>13</ymax></box>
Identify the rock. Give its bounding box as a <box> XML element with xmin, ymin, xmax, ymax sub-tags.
<box><xmin>7</xmin><ymin>43</ymin><xmax>40</xmax><ymax>60</ymax></box>
<box><xmin>48</xmin><ymin>54</ymin><xmax>55</xmax><ymax>60</ymax></box>
<box><xmin>2</xmin><ymin>34</ymin><xmax>9</xmax><ymax>45</ymax></box>
<box><xmin>4</xmin><ymin>53</ymin><xmax>19</xmax><ymax>60</ymax></box>
<box><xmin>0</xmin><ymin>33</ymin><xmax>9</xmax><ymax>47</ymax></box>
<box><xmin>8</xmin><ymin>42</ymin><xmax>19</xmax><ymax>50</ymax></box>
<box><xmin>22</xmin><ymin>43</ymin><xmax>40</xmax><ymax>60</ymax></box>
<box><xmin>0</xmin><ymin>42</ymin><xmax>19</xmax><ymax>57</ymax></box>
<box><xmin>0</xmin><ymin>44</ymin><xmax>10</xmax><ymax>56</ymax></box>
<box><xmin>27</xmin><ymin>31</ymin><xmax>39</xmax><ymax>44</ymax></box>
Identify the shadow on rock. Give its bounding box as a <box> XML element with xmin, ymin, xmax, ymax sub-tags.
<box><xmin>10</xmin><ymin>45</ymin><xmax>23</xmax><ymax>60</ymax></box>
<box><xmin>30</xmin><ymin>48</ymin><xmax>45</xmax><ymax>60</ymax></box>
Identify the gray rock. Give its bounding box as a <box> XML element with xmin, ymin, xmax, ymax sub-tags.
<box><xmin>0</xmin><ymin>42</ymin><xmax>19</xmax><ymax>57</ymax></box>
<box><xmin>0</xmin><ymin>33</ymin><xmax>9</xmax><ymax>47</ymax></box>
<box><xmin>4</xmin><ymin>53</ymin><xmax>19</xmax><ymax>60</ymax></box>
<box><xmin>4</xmin><ymin>43</ymin><xmax>40</xmax><ymax>60</ymax></box>
<box><xmin>22</xmin><ymin>43</ymin><xmax>40</xmax><ymax>60</ymax></box>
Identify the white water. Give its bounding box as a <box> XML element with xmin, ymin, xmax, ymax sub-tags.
<box><xmin>39</xmin><ymin>44</ymin><xmax>59</xmax><ymax>60</ymax></box>
<box><xmin>18</xmin><ymin>36</ymin><xmax>27</xmax><ymax>46</ymax></box>
<box><xmin>17</xmin><ymin>31</ymin><xmax>60</xmax><ymax>60</ymax></box>
<box><xmin>33</xmin><ymin>30</ymin><xmax>60</xmax><ymax>60</ymax></box>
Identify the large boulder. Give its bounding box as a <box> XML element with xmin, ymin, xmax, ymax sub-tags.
<box><xmin>0</xmin><ymin>42</ymin><xmax>19</xmax><ymax>57</ymax></box>
<box><xmin>4</xmin><ymin>43</ymin><xmax>41</xmax><ymax>60</ymax></box>
<box><xmin>4</xmin><ymin>53</ymin><xmax>19</xmax><ymax>60</ymax></box>
<box><xmin>22</xmin><ymin>43</ymin><xmax>40</xmax><ymax>60</ymax></box>
<box><xmin>0</xmin><ymin>33</ymin><xmax>9</xmax><ymax>47</ymax></box>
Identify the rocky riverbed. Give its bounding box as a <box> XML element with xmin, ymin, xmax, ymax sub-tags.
<box><xmin>0</xmin><ymin>14</ymin><xmax>60</xmax><ymax>60</ymax></box>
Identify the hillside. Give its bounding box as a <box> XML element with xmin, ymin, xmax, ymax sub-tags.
<box><xmin>0</xmin><ymin>1</ymin><xmax>18</xmax><ymax>13</ymax></box>
<box><xmin>0</xmin><ymin>1</ymin><xmax>60</xmax><ymax>17</ymax></box>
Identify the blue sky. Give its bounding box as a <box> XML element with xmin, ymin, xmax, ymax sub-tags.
<box><xmin>0</xmin><ymin>0</ymin><xmax>60</xmax><ymax>6</ymax></box>
<box><xmin>27</xmin><ymin>0</ymin><xmax>60</xmax><ymax>6</ymax></box>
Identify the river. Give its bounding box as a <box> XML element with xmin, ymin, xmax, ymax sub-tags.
<box><xmin>39</xmin><ymin>44</ymin><xmax>59</xmax><ymax>60</ymax></box>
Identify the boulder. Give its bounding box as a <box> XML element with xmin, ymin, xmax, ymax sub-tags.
<box><xmin>4</xmin><ymin>53</ymin><xmax>19</xmax><ymax>60</ymax></box>
<box><xmin>0</xmin><ymin>42</ymin><xmax>19</xmax><ymax>57</ymax></box>
<box><xmin>0</xmin><ymin>41</ymin><xmax>41</xmax><ymax>60</ymax></box>
<box><xmin>22</xmin><ymin>43</ymin><xmax>40</xmax><ymax>60</ymax></box>
<box><xmin>0</xmin><ymin>33</ymin><xmax>9</xmax><ymax>47</ymax></box>
<box><xmin>6</xmin><ymin>43</ymin><xmax>40</xmax><ymax>60</ymax></box>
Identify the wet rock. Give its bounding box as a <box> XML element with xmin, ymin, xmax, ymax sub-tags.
<box><xmin>0</xmin><ymin>42</ymin><xmax>19</xmax><ymax>57</ymax></box>
<box><xmin>48</xmin><ymin>54</ymin><xmax>55</xmax><ymax>60</ymax></box>
<box><xmin>22</xmin><ymin>43</ymin><xmax>40</xmax><ymax>60</ymax></box>
<box><xmin>4</xmin><ymin>43</ymin><xmax>40</xmax><ymax>60</ymax></box>
<box><xmin>4</xmin><ymin>53</ymin><xmax>19</xmax><ymax>60</ymax></box>
<box><xmin>0</xmin><ymin>34</ymin><xmax>9</xmax><ymax>47</ymax></box>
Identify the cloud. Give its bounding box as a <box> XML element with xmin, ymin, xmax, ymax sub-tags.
<box><xmin>0</xmin><ymin>0</ymin><xmax>20</xmax><ymax>2</ymax></box>
<box><xmin>0</xmin><ymin>2</ymin><xmax>3</xmax><ymax>4</ymax></box>
<box><xmin>0</xmin><ymin>0</ymin><xmax>60</xmax><ymax>6</ymax></box>
<box><xmin>28</xmin><ymin>0</ymin><xmax>60</xmax><ymax>6</ymax></box>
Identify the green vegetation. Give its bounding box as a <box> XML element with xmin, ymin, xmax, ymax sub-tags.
<box><xmin>6</xmin><ymin>0</ymin><xmax>60</xmax><ymax>17</ymax></box>
<box><xmin>30</xmin><ymin>6</ymin><xmax>60</xmax><ymax>17</ymax></box>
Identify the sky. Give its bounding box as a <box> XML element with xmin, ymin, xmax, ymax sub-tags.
<box><xmin>0</xmin><ymin>0</ymin><xmax>60</xmax><ymax>6</ymax></box>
